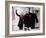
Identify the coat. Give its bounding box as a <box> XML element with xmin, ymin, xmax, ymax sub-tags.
<box><xmin>23</xmin><ymin>12</ymin><xmax>38</xmax><ymax>29</ymax></box>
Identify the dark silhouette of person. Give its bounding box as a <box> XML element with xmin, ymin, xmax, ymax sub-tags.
<box><xmin>16</xmin><ymin>10</ymin><xmax>23</xmax><ymax>30</ymax></box>
<box><xmin>23</xmin><ymin>8</ymin><xmax>39</xmax><ymax>29</ymax></box>
<box><xmin>23</xmin><ymin>12</ymin><xmax>38</xmax><ymax>29</ymax></box>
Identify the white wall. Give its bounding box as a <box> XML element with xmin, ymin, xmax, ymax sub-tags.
<box><xmin>0</xmin><ymin>0</ymin><xmax>46</xmax><ymax>38</ymax></box>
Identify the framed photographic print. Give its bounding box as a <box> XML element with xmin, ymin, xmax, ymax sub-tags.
<box><xmin>5</xmin><ymin>1</ymin><xmax>45</xmax><ymax>37</ymax></box>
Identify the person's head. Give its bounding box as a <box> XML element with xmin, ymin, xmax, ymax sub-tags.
<box><xmin>20</xmin><ymin>10</ymin><xmax>28</xmax><ymax>16</ymax></box>
<box><xmin>19</xmin><ymin>8</ymin><xmax>29</xmax><ymax>16</ymax></box>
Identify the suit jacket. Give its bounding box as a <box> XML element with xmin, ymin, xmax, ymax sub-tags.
<box><xmin>23</xmin><ymin>12</ymin><xmax>38</xmax><ymax>28</ymax></box>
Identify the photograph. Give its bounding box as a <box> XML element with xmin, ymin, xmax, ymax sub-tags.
<box><xmin>5</xmin><ymin>1</ymin><xmax>45</xmax><ymax>37</ymax></box>
<box><xmin>12</xmin><ymin>7</ymin><xmax>40</xmax><ymax>31</ymax></box>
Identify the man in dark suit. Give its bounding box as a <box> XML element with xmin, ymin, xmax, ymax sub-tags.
<box><xmin>23</xmin><ymin>8</ymin><xmax>39</xmax><ymax>29</ymax></box>
<box><xmin>23</xmin><ymin>12</ymin><xmax>38</xmax><ymax>29</ymax></box>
